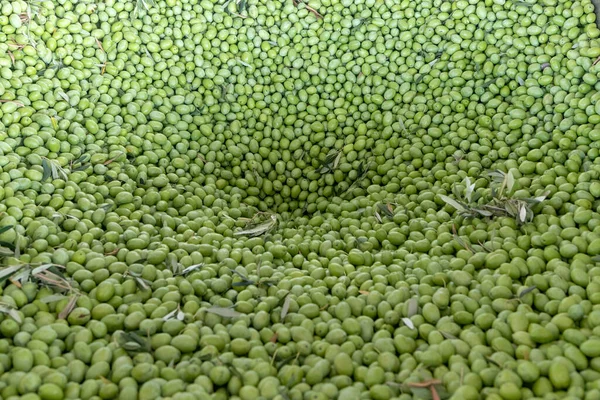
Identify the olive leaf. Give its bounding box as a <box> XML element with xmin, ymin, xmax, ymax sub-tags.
<box><xmin>0</xmin><ymin>246</ymin><xmax>15</xmax><ymax>256</ymax></box>
<box><xmin>42</xmin><ymin>158</ymin><xmax>52</xmax><ymax>181</ymax></box>
<box><xmin>0</xmin><ymin>265</ymin><xmax>25</xmax><ymax>284</ymax></box>
<box><xmin>234</xmin><ymin>215</ymin><xmax>278</xmax><ymax>237</ymax></box>
<box><xmin>57</xmin><ymin>91</ymin><xmax>69</xmax><ymax>102</ymax></box>
<box><xmin>0</xmin><ymin>225</ymin><xmax>14</xmax><ymax>235</ymax></box>
<box><xmin>281</xmin><ymin>295</ymin><xmax>292</xmax><ymax>320</ymax></box>
<box><xmin>206</xmin><ymin>306</ymin><xmax>241</xmax><ymax>318</ymax></box>
<box><xmin>438</xmin><ymin>195</ymin><xmax>466</xmax><ymax>213</ymax></box>
<box><xmin>163</xmin><ymin>307</ymin><xmax>179</xmax><ymax>321</ymax></box>
<box><xmin>518</xmin><ymin>286</ymin><xmax>538</xmax><ymax>298</ymax></box>
<box><xmin>377</xmin><ymin>203</ymin><xmax>394</xmax><ymax>218</ymax></box>
<box><xmin>58</xmin><ymin>294</ymin><xmax>78</xmax><ymax>320</ymax></box>
<box><xmin>13</xmin><ymin>236</ymin><xmax>20</xmax><ymax>260</ymax></box>
<box><xmin>440</xmin><ymin>331</ymin><xmax>457</xmax><ymax>340</ymax></box>
<box><xmin>117</xmin><ymin>331</ymin><xmax>150</xmax><ymax>352</ymax></box>
<box><xmin>40</xmin><ymin>294</ymin><xmax>69</xmax><ymax>303</ymax></box>
<box><xmin>0</xmin><ymin>303</ymin><xmax>21</xmax><ymax>324</ymax></box>
<box><xmin>401</xmin><ymin>317</ymin><xmax>415</xmax><ymax>330</ymax></box>
<box><xmin>407</xmin><ymin>297</ymin><xmax>418</xmax><ymax>317</ymax></box>
<box><xmin>464</xmin><ymin>177</ymin><xmax>476</xmax><ymax>203</ymax></box>
<box><xmin>126</xmin><ymin>271</ymin><xmax>151</xmax><ymax>291</ymax></box>
<box><xmin>177</xmin><ymin>263</ymin><xmax>204</xmax><ymax>276</ymax></box>
<box><xmin>374</xmin><ymin>211</ymin><xmax>382</xmax><ymax>223</ymax></box>
<box><xmin>236</xmin><ymin>58</ymin><xmax>251</xmax><ymax>68</ymax></box>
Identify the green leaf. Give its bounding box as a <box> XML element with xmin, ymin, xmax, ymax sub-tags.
<box><xmin>42</xmin><ymin>158</ymin><xmax>52</xmax><ymax>182</ymax></box>
<box><xmin>280</xmin><ymin>295</ymin><xmax>291</xmax><ymax>320</ymax></box>
<box><xmin>0</xmin><ymin>225</ymin><xmax>14</xmax><ymax>235</ymax></box>
<box><xmin>13</xmin><ymin>236</ymin><xmax>20</xmax><ymax>259</ymax></box>
<box><xmin>57</xmin><ymin>294</ymin><xmax>78</xmax><ymax>320</ymax></box>
<box><xmin>473</xmin><ymin>208</ymin><xmax>494</xmax><ymax>217</ymax></box>
<box><xmin>206</xmin><ymin>306</ymin><xmax>241</xmax><ymax>318</ymax></box>
<box><xmin>505</xmin><ymin>170</ymin><xmax>515</xmax><ymax>193</ymax></box>
<box><xmin>0</xmin><ymin>246</ymin><xmax>15</xmax><ymax>256</ymax></box>
<box><xmin>72</xmin><ymin>163</ymin><xmax>91</xmax><ymax>172</ymax></box>
<box><xmin>234</xmin><ymin>215</ymin><xmax>277</xmax><ymax>237</ymax></box>
<box><xmin>177</xmin><ymin>263</ymin><xmax>204</xmax><ymax>276</ymax></box>
<box><xmin>40</xmin><ymin>294</ymin><xmax>69</xmax><ymax>303</ymax></box>
<box><xmin>438</xmin><ymin>195</ymin><xmax>466</xmax><ymax>212</ymax></box>
<box><xmin>0</xmin><ymin>265</ymin><xmax>24</xmax><ymax>284</ymax></box>
<box><xmin>518</xmin><ymin>286</ymin><xmax>537</xmax><ymax>298</ymax></box>
<box><xmin>0</xmin><ymin>304</ymin><xmax>21</xmax><ymax>324</ymax></box>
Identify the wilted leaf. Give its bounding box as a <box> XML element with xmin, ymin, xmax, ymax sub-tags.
<box><xmin>377</xmin><ymin>203</ymin><xmax>394</xmax><ymax>218</ymax></box>
<box><xmin>207</xmin><ymin>306</ymin><xmax>241</xmax><ymax>318</ymax></box>
<box><xmin>58</xmin><ymin>294</ymin><xmax>78</xmax><ymax>320</ymax></box>
<box><xmin>358</xmin><ymin>290</ymin><xmax>370</xmax><ymax>295</ymax></box>
<box><xmin>439</xmin><ymin>195</ymin><xmax>466</xmax><ymax>212</ymax></box>
<box><xmin>0</xmin><ymin>225</ymin><xmax>14</xmax><ymax>235</ymax></box>
<box><xmin>280</xmin><ymin>295</ymin><xmax>291</xmax><ymax>320</ymax></box>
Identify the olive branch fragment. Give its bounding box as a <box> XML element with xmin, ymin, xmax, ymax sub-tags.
<box><xmin>339</xmin><ymin>160</ymin><xmax>372</xmax><ymax>198</ymax></box>
<box><xmin>230</xmin><ymin>268</ymin><xmax>277</xmax><ymax>289</ymax></box>
<box><xmin>0</xmin><ymin>263</ymin><xmax>77</xmax><ymax>316</ymax></box>
<box><xmin>41</xmin><ymin>157</ymin><xmax>69</xmax><ymax>182</ymax></box>
<box><xmin>234</xmin><ymin>214</ymin><xmax>278</xmax><ymax>237</ymax></box>
<box><xmin>162</xmin><ymin>304</ymin><xmax>185</xmax><ymax>322</ymax></box>
<box><xmin>115</xmin><ymin>330</ymin><xmax>152</xmax><ymax>353</ymax></box>
<box><xmin>124</xmin><ymin>268</ymin><xmax>152</xmax><ymax>291</ymax></box>
<box><xmin>439</xmin><ymin>171</ymin><xmax>549</xmax><ymax>225</ymax></box>
<box><xmin>319</xmin><ymin>149</ymin><xmax>342</xmax><ymax>174</ymax></box>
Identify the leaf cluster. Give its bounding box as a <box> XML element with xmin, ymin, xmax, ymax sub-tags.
<box><xmin>439</xmin><ymin>170</ymin><xmax>549</xmax><ymax>225</ymax></box>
